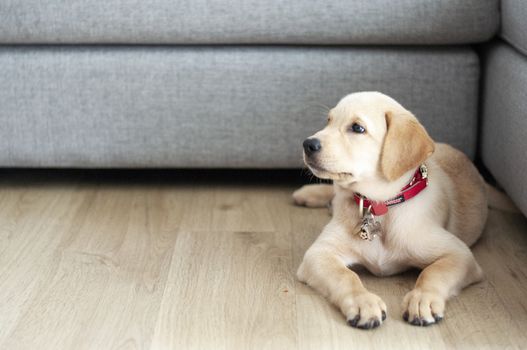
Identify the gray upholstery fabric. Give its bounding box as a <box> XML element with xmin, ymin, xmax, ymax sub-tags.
<box><xmin>482</xmin><ymin>42</ymin><xmax>527</xmax><ymax>215</ymax></box>
<box><xmin>501</xmin><ymin>0</ymin><xmax>527</xmax><ymax>55</ymax></box>
<box><xmin>0</xmin><ymin>0</ymin><xmax>498</xmax><ymax>45</ymax></box>
<box><xmin>0</xmin><ymin>46</ymin><xmax>479</xmax><ymax>168</ymax></box>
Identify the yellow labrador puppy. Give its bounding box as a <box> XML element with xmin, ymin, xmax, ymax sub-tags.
<box><xmin>294</xmin><ymin>91</ymin><xmax>488</xmax><ymax>329</ymax></box>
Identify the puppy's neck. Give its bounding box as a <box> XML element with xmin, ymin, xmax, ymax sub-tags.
<box><xmin>338</xmin><ymin>167</ymin><xmax>418</xmax><ymax>202</ymax></box>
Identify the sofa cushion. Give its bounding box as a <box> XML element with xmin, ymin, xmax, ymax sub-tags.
<box><xmin>501</xmin><ymin>0</ymin><xmax>527</xmax><ymax>55</ymax></box>
<box><xmin>0</xmin><ymin>46</ymin><xmax>479</xmax><ymax>168</ymax></box>
<box><xmin>481</xmin><ymin>42</ymin><xmax>527</xmax><ymax>215</ymax></box>
<box><xmin>0</xmin><ymin>0</ymin><xmax>498</xmax><ymax>44</ymax></box>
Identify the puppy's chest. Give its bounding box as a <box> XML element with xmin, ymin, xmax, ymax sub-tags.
<box><xmin>333</xmin><ymin>198</ymin><xmax>411</xmax><ymax>276</ymax></box>
<box><xmin>349</xmin><ymin>217</ymin><xmax>410</xmax><ymax>276</ymax></box>
<box><xmin>354</xmin><ymin>238</ymin><xmax>409</xmax><ymax>276</ymax></box>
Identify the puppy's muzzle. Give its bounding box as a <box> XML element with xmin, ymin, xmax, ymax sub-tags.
<box><xmin>303</xmin><ymin>138</ymin><xmax>321</xmax><ymax>157</ymax></box>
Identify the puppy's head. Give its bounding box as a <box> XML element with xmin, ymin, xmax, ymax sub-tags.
<box><xmin>303</xmin><ymin>92</ymin><xmax>434</xmax><ymax>184</ymax></box>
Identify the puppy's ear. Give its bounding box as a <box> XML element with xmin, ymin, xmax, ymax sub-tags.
<box><xmin>380</xmin><ymin>111</ymin><xmax>435</xmax><ymax>181</ymax></box>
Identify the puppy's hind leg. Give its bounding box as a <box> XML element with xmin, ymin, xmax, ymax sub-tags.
<box><xmin>292</xmin><ymin>184</ymin><xmax>334</xmax><ymax>208</ymax></box>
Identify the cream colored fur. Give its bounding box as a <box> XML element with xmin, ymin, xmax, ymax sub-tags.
<box><xmin>294</xmin><ymin>92</ymin><xmax>488</xmax><ymax>329</ymax></box>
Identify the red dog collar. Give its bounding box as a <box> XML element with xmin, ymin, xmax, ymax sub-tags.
<box><xmin>353</xmin><ymin>164</ymin><xmax>429</xmax><ymax>216</ymax></box>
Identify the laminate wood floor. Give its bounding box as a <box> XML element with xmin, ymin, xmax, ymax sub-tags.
<box><xmin>0</xmin><ymin>170</ymin><xmax>526</xmax><ymax>350</ymax></box>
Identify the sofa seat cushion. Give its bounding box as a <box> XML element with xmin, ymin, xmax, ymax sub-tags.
<box><xmin>0</xmin><ymin>46</ymin><xmax>479</xmax><ymax>168</ymax></box>
<box><xmin>0</xmin><ymin>0</ymin><xmax>498</xmax><ymax>44</ymax></box>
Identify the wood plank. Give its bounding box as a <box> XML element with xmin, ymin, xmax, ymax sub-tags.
<box><xmin>0</xmin><ymin>185</ymin><xmax>82</xmax><ymax>345</ymax></box>
<box><xmin>151</xmin><ymin>229</ymin><xmax>296</xmax><ymax>350</ymax></box>
<box><xmin>180</xmin><ymin>185</ymin><xmax>280</xmax><ymax>232</ymax></box>
<box><xmin>1</xmin><ymin>184</ymin><xmax>187</xmax><ymax>350</ymax></box>
<box><xmin>0</xmin><ymin>176</ymin><xmax>525</xmax><ymax>350</ymax></box>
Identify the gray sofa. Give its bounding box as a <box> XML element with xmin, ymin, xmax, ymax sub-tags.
<box><xmin>1</xmin><ymin>1</ymin><xmax>525</xmax><ymax>214</ymax></box>
<box><xmin>481</xmin><ymin>0</ymin><xmax>527</xmax><ymax>215</ymax></box>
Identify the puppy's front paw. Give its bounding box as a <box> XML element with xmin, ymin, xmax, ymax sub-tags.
<box><xmin>343</xmin><ymin>291</ymin><xmax>387</xmax><ymax>330</ymax></box>
<box><xmin>402</xmin><ymin>289</ymin><xmax>445</xmax><ymax>326</ymax></box>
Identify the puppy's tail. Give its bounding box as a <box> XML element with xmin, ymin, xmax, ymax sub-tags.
<box><xmin>485</xmin><ymin>183</ymin><xmax>520</xmax><ymax>213</ymax></box>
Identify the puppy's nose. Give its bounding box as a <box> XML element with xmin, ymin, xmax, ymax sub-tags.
<box><xmin>303</xmin><ymin>138</ymin><xmax>322</xmax><ymax>156</ymax></box>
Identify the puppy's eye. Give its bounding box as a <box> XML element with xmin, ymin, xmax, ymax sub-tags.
<box><xmin>349</xmin><ymin>123</ymin><xmax>366</xmax><ymax>134</ymax></box>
